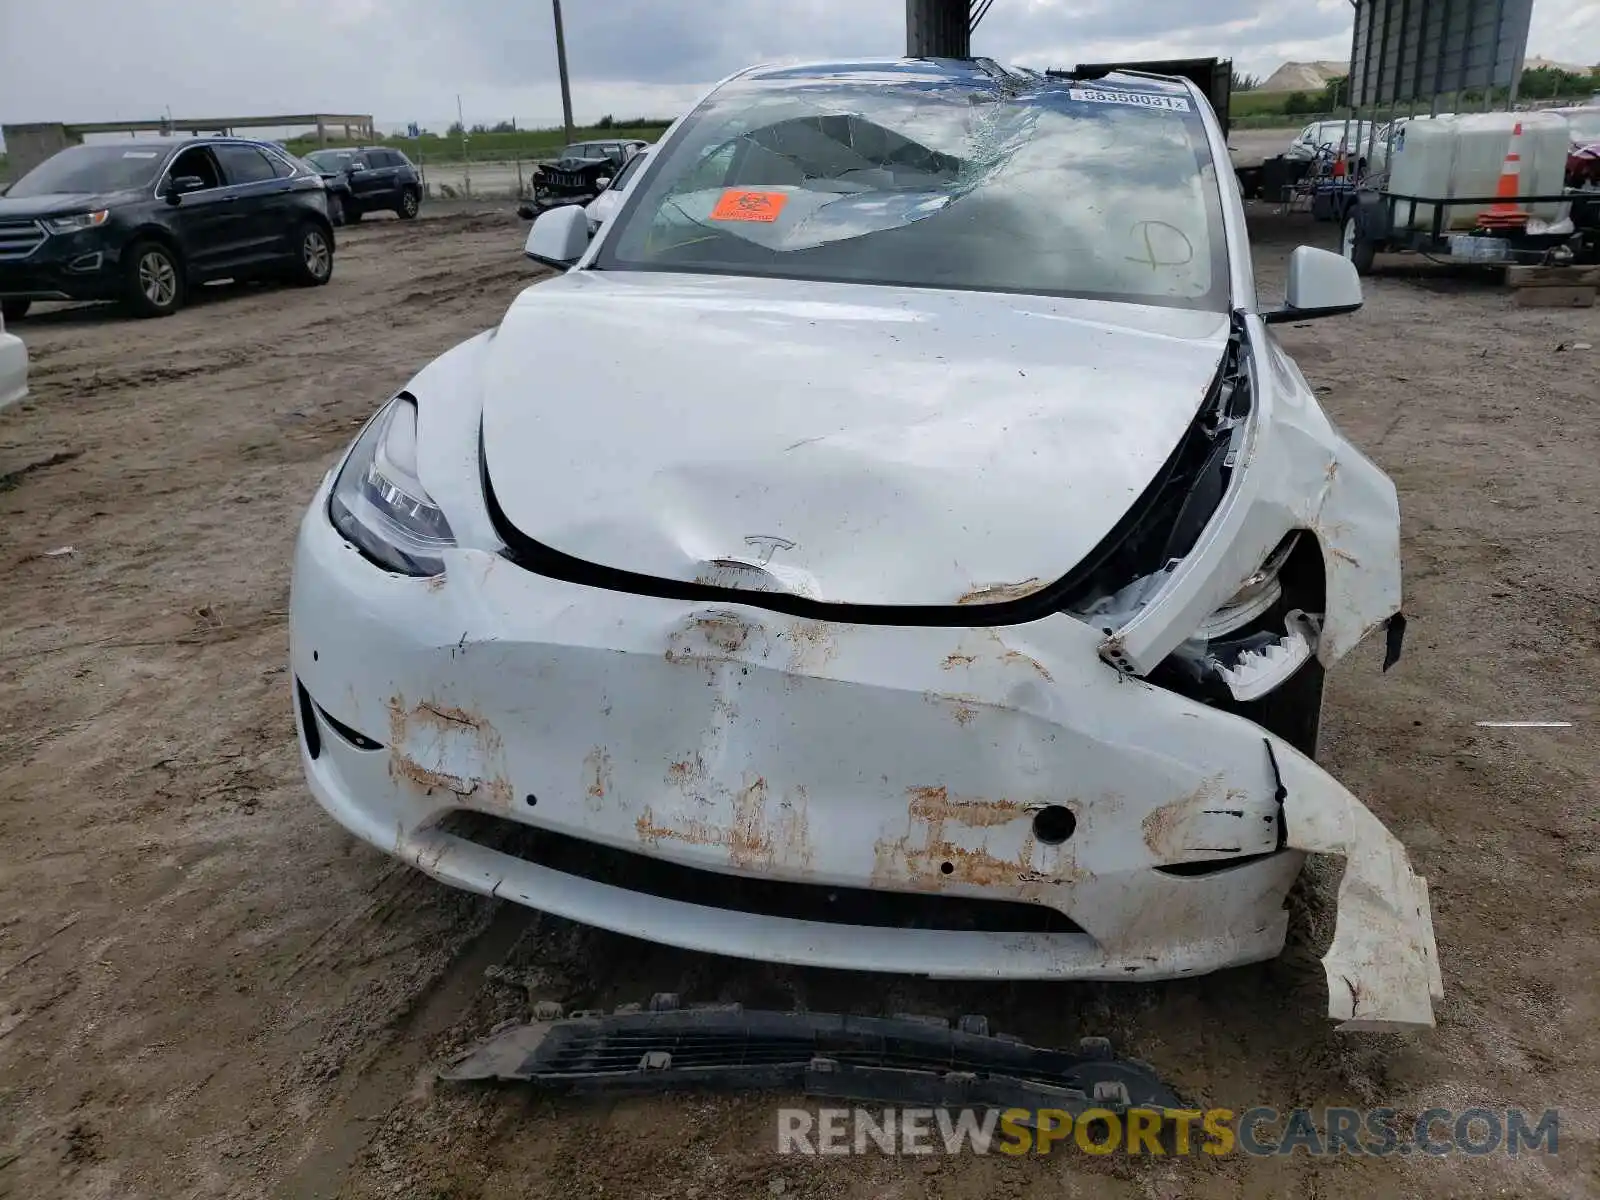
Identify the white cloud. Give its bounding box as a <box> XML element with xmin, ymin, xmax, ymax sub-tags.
<box><xmin>0</xmin><ymin>0</ymin><xmax>1595</xmax><ymax>135</ymax></box>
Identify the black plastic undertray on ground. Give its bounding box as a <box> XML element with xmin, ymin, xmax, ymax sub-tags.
<box><xmin>441</xmin><ymin>997</ymin><xmax>1181</xmax><ymax>1121</ymax></box>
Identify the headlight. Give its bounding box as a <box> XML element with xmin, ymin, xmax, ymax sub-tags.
<box><xmin>328</xmin><ymin>396</ymin><xmax>455</xmax><ymax>576</ymax></box>
<box><xmin>1197</xmin><ymin>533</ymin><xmax>1302</xmax><ymax>639</ymax></box>
<box><xmin>45</xmin><ymin>210</ymin><xmax>109</xmax><ymax>234</ymax></box>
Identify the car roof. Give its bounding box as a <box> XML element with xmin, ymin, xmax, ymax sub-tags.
<box><xmin>83</xmin><ymin>135</ymin><xmax>280</xmax><ymax>153</ymax></box>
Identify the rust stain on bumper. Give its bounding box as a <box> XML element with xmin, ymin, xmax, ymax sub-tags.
<box><xmin>583</xmin><ymin>746</ymin><xmax>613</xmax><ymax>811</ymax></box>
<box><xmin>386</xmin><ymin>696</ymin><xmax>513</xmax><ymax>807</ymax></box>
<box><xmin>874</xmin><ymin>786</ymin><xmax>1068</xmax><ymax>897</ymax></box>
<box><xmin>1141</xmin><ymin>774</ymin><xmax>1258</xmax><ymax>861</ymax></box>
<box><xmin>957</xmin><ymin>578</ymin><xmax>1043</xmax><ymax>606</ymax></box>
<box><xmin>636</xmin><ymin>775</ymin><xmax>813</xmax><ymax>871</ymax></box>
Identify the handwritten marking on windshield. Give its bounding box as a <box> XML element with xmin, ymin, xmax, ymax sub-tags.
<box><xmin>711</xmin><ymin>190</ymin><xmax>789</xmax><ymax>223</ymax></box>
<box><xmin>1124</xmin><ymin>221</ymin><xmax>1195</xmax><ymax>271</ymax></box>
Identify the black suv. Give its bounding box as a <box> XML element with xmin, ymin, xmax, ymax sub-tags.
<box><xmin>0</xmin><ymin>137</ymin><xmax>334</xmax><ymax>319</ymax></box>
<box><xmin>525</xmin><ymin>140</ymin><xmax>649</xmax><ymax>213</ymax></box>
<box><xmin>300</xmin><ymin>147</ymin><xmax>422</xmax><ymax>224</ymax></box>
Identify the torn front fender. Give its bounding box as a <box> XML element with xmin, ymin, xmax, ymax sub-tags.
<box><xmin>1275</xmin><ymin>745</ymin><xmax>1443</xmax><ymax>1031</ymax></box>
<box><xmin>1099</xmin><ymin>318</ymin><xmax>1402</xmax><ymax>676</ymax></box>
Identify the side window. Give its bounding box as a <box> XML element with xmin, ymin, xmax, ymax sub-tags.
<box><xmin>166</xmin><ymin>147</ymin><xmax>222</xmax><ymax>191</ymax></box>
<box><xmin>214</xmin><ymin>144</ymin><xmax>279</xmax><ymax>185</ymax></box>
<box><xmin>367</xmin><ymin>150</ymin><xmax>392</xmax><ymax>168</ymax></box>
<box><xmin>267</xmin><ymin>151</ymin><xmax>299</xmax><ymax>178</ymax></box>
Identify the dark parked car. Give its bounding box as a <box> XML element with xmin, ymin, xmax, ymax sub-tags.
<box><xmin>525</xmin><ymin>140</ymin><xmax>649</xmax><ymax>213</ymax></box>
<box><xmin>0</xmin><ymin>137</ymin><xmax>335</xmax><ymax>319</ymax></box>
<box><xmin>301</xmin><ymin>147</ymin><xmax>423</xmax><ymax>223</ymax></box>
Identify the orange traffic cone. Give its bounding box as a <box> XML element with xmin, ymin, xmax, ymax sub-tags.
<box><xmin>1479</xmin><ymin>122</ymin><xmax>1529</xmax><ymax>230</ymax></box>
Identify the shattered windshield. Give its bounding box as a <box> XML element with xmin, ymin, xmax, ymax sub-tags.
<box><xmin>562</xmin><ymin>144</ymin><xmax>610</xmax><ymax>160</ymax></box>
<box><xmin>598</xmin><ymin>70</ymin><xmax>1228</xmax><ymax>309</ymax></box>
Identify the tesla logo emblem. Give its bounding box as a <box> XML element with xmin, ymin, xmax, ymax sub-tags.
<box><xmin>742</xmin><ymin>536</ymin><xmax>795</xmax><ymax>566</ymax></box>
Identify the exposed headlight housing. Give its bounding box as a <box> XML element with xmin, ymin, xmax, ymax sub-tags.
<box><xmin>328</xmin><ymin>396</ymin><xmax>455</xmax><ymax>576</ymax></box>
<box><xmin>45</xmin><ymin>210</ymin><xmax>109</xmax><ymax>234</ymax></box>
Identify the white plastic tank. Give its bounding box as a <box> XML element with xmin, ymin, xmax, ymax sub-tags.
<box><xmin>1387</xmin><ymin>111</ymin><xmax>1570</xmax><ymax>231</ymax></box>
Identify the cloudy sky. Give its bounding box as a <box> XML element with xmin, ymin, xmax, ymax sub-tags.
<box><xmin>2</xmin><ymin>0</ymin><xmax>1597</xmax><ymax>134</ymax></box>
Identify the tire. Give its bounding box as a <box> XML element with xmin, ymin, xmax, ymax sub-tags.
<box><xmin>328</xmin><ymin>192</ymin><xmax>346</xmax><ymax>226</ymax></box>
<box><xmin>397</xmin><ymin>189</ymin><xmax>420</xmax><ymax>220</ymax></box>
<box><xmin>290</xmin><ymin>223</ymin><xmax>334</xmax><ymax>287</ymax></box>
<box><xmin>1</xmin><ymin>299</ymin><xmax>30</xmax><ymax>323</ymax></box>
<box><xmin>346</xmin><ymin>209</ymin><xmax>363</xmax><ymax>224</ymax></box>
<box><xmin>1241</xmin><ymin>660</ymin><xmax>1326</xmax><ymax>761</ymax></box>
<box><xmin>123</xmin><ymin>240</ymin><xmax>185</xmax><ymax>318</ymax></box>
<box><xmin>1341</xmin><ymin>214</ymin><xmax>1377</xmax><ymax>276</ymax></box>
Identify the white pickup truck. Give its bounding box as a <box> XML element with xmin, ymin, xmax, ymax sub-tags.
<box><xmin>0</xmin><ymin>309</ymin><xmax>26</xmax><ymax>412</ymax></box>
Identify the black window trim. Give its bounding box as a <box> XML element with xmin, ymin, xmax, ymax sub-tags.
<box><xmin>153</xmin><ymin>143</ymin><xmax>227</xmax><ymax>198</ymax></box>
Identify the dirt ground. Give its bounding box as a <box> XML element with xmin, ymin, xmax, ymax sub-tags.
<box><xmin>1</xmin><ymin>205</ymin><xmax>1597</xmax><ymax>1200</ymax></box>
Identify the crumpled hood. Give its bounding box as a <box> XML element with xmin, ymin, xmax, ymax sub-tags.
<box><xmin>481</xmin><ymin>271</ymin><xmax>1231</xmax><ymax>608</ymax></box>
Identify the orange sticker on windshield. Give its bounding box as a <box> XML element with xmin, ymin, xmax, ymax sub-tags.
<box><xmin>711</xmin><ymin>190</ymin><xmax>789</xmax><ymax>223</ymax></box>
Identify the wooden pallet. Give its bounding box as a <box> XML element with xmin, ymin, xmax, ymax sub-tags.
<box><xmin>1506</xmin><ymin>265</ymin><xmax>1598</xmax><ymax>308</ymax></box>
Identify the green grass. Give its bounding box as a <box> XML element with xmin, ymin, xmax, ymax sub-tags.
<box><xmin>279</xmin><ymin>122</ymin><xmax>673</xmax><ymax>166</ymax></box>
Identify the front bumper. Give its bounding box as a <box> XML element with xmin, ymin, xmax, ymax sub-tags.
<box><xmin>0</xmin><ymin>230</ymin><xmax>123</xmax><ymax>303</ymax></box>
<box><xmin>290</xmin><ymin>485</ymin><xmax>1441</xmax><ymax>1030</ymax></box>
<box><xmin>533</xmin><ymin>175</ymin><xmax>601</xmax><ymax>203</ymax></box>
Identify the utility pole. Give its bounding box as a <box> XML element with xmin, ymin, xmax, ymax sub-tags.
<box><xmin>552</xmin><ymin>0</ymin><xmax>575</xmax><ymax>143</ymax></box>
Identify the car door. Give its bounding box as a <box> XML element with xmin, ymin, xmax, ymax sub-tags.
<box><xmin>347</xmin><ymin>153</ymin><xmax>389</xmax><ymax>208</ymax></box>
<box><xmin>212</xmin><ymin>143</ymin><xmax>294</xmax><ymax>264</ymax></box>
<box><xmin>366</xmin><ymin>150</ymin><xmax>405</xmax><ymax>206</ymax></box>
<box><xmin>158</xmin><ymin>146</ymin><xmax>241</xmax><ymax>277</ymax></box>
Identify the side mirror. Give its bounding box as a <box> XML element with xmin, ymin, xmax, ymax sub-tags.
<box><xmin>524</xmin><ymin>205</ymin><xmax>591</xmax><ymax>269</ymax></box>
<box><xmin>1263</xmin><ymin>246</ymin><xmax>1363</xmax><ymax>324</ymax></box>
<box><xmin>166</xmin><ymin>175</ymin><xmax>206</xmax><ymax>205</ymax></box>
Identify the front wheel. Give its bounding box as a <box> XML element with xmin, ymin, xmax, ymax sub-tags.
<box><xmin>1341</xmin><ymin>214</ymin><xmax>1377</xmax><ymax>276</ymax></box>
<box><xmin>1</xmin><ymin>299</ymin><xmax>30</xmax><ymax>323</ymax></box>
<box><xmin>291</xmin><ymin>224</ymin><xmax>334</xmax><ymax>287</ymax></box>
<box><xmin>397</xmin><ymin>190</ymin><xmax>420</xmax><ymax>220</ymax></box>
<box><xmin>124</xmin><ymin>241</ymin><xmax>185</xmax><ymax>318</ymax></box>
